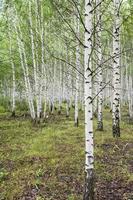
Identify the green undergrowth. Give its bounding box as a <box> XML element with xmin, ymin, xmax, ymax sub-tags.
<box><xmin>0</xmin><ymin>108</ymin><xmax>133</xmax><ymax>200</ymax></box>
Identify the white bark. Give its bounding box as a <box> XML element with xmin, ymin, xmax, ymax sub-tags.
<box><xmin>11</xmin><ymin>50</ymin><xmax>16</xmax><ymax>115</ymax></box>
<box><xmin>52</xmin><ymin>60</ymin><xmax>56</xmax><ymax>114</ymax></box>
<box><xmin>58</xmin><ymin>60</ymin><xmax>62</xmax><ymax>114</ymax></box>
<box><xmin>8</xmin><ymin>26</ymin><xmax>16</xmax><ymax>115</ymax></box>
<box><xmin>129</xmin><ymin>75</ymin><xmax>133</xmax><ymax>119</ymax></box>
<box><xmin>84</xmin><ymin>0</ymin><xmax>94</xmax><ymax>199</ymax></box>
<box><xmin>84</xmin><ymin>0</ymin><xmax>94</xmax><ymax>172</ymax></box>
<box><xmin>39</xmin><ymin>1</ymin><xmax>45</xmax><ymax>118</ymax></box>
<box><xmin>66</xmin><ymin>47</ymin><xmax>70</xmax><ymax>117</ymax></box>
<box><xmin>29</xmin><ymin>1</ymin><xmax>40</xmax><ymax>119</ymax></box>
<box><xmin>96</xmin><ymin>0</ymin><xmax>103</xmax><ymax>131</ymax></box>
<box><xmin>112</xmin><ymin>0</ymin><xmax>121</xmax><ymax>137</ymax></box>
<box><xmin>74</xmin><ymin>4</ymin><xmax>80</xmax><ymax>126</ymax></box>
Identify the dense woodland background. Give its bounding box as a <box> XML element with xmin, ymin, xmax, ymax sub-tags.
<box><xmin>0</xmin><ymin>0</ymin><xmax>133</xmax><ymax>199</ymax></box>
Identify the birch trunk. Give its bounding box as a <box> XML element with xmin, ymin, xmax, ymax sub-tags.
<box><xmin>11</xmin><ymin>51</ymin><xmax>16</xmax><ymax>117</ymax></box>
<box><xmin>58</xmin><ymin>60</ymin><xmax>62</xmax><ymax>114</ymax></box>
<box><xmin>74</xmin><ymin>4</ymin><xmax>80</xmax><ymax>127</ymax></box>
<box><xmin>129</xmin><ymin>75</ymin><xmax>133</xmax><ymax>120</ymax></box>
<box><xmin>112</xmin><ymin>0</ymin><xmax>121</xmax><ymax>137</ymax></box>
<box><xmin>29</xmin><ymin>1</ymin><xmax>40</xmax><ymax>119</ymax></box>
<box><xmin>84</xmin><ymin>0</ymin><xmax>94</xmax><ymax>199</ymax></box>
<box><xmin>66</xmin><ymin>48</ymin><xmax>70</xmax><ymax>117</ymax></box>
<box><xmin>39</xmin><ymin>0</ymin><xmax>45</xmax><ymax>119</ymax></box>
<box><xmin>52</xmin><ymin>60</ymin><xmax>56</xmax><ymax>114</ymax></box>
<box><xmin>96</xmin><ymin>0</ymin><xmax>103</xmax><ymax>131</ymax></box>
<box><xmin>8</xmin><ymin>26</ymin><xmax>16</xmax><ymax>116</ymax></box>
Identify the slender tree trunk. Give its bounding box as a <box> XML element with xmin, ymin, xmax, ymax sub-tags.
<box><xmin>52</xmin><ymin>60</ymin><xmax>56</xmax><ymax>114</ymax></box>
<box><xmin>58</xmin><ymin>60</ymin><xmax>62</xmax><ymax>114</ymax></box>
<box><xmin>96</xmin><ymin>0</ymin><xmax>103</xmax><ymax>131</ymax></box>
<box><xmin>39</xmin><ymin>1</ymin><xmax>45</xmax><ymax>119</ymax></box>
<box><xmin>44</xmin><ymin>93</ymin><xmax>47</xmax><ymax>119</ymax></box>
<box><xmin>8</xmin><ymin>26</ymin><xmax>16</xmax><ymax>117</ymax></box>
<box><xmin>112</xmin><ymin>0</ymin><xmax>121</xmax><ymax>137</ymax></box>
<box><xmin>74</xmin><ymin>4</ymin><xmax>80</xmax><ymax>127</ymax></box>
<box><xmin>84</xmin><ymin>1</ymin><xmax>94</xmax><ymax>199</ymax></box>
<box><xmin>43</xmin><ymin>62</ymin><xmax>47</xmax><ymax>119</ymax></box>
<box><xmin>29</xmin><ymin>1</ymin><xmax>40</xmax><ymax>120</ymax></box>
<box><xmin>11</xmin><ymin>55</ymin><xmax>16</xmax><ymax>117</ymax></box>
<box><xmin>129</xmin><ymin>75</ymin><xmax>133</xmax><ymax>120</ymax></box>
<box><xmin>66</xmin><ymin>47</ymin><xmax>70</xmax><ymax>117</ymax></box>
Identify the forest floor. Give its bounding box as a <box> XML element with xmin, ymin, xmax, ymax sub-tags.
<box><xmin>0</xmin><ymin>108</ymin><xmax>133</xmax><ymax>200</ymax></box>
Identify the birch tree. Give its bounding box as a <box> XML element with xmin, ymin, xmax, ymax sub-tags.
<box><xmin>112</xmin><ymin>0</ymin><xmax>121</xmax><ymax>137</ymax></box>
<box><xmin>74</xmin><ymin>1</ymin><xmax>80</xmax><ymax>127</ymax></box>
<box><xmin>28</xmin><ymin>1</ymin><xmax>39</xmax><ymax>119</ymax></box>
<box><xmin>96</xmin><ymin>0</ymin><xmax>103</xmax><ymax>131</ymax></box>
<box><xmin>84</xmin><ymin>0</ymin><xmax>94</xmax><ymax>199</ymax></box>
<box><xmin>8</xmin><ymin>21</ymin><xmax>16</xmax><ymax>116</ymax></box>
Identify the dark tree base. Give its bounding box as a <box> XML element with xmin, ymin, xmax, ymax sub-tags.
<box><xmin>74</xmin><ymin>118</ymin><xmax>79</xmax><ymax>127</ymax></box>
<box><xmin>83</xmin><ymin>169</ymin><xmax>94</xmax><ymax>200</ymax></box>
<box><xmin>58</xmin><ymin>110</ymin><xmax>61</xmax><ymax>115</ymax></box>
<box><xmin>97</xmin><ymin>121</ymin><xmax>103</xmax><ymax>131</ymax></box>
<box><xmin>50</xmin><ymin>104</ymin><xmax>54</xmax><ymax>114</ymax></box>
<box><xmin>113</xmin><ymin>124</ymin><xmax>120</xmax><ymax>137</ymax></box>
<box><xmin>11</xmin><ymin>111</ymin><xmax>15</xmax><ymax>118</ymax></box>
<box><xmin>32</xmin><ymin>118</ymin><xmax>41</xmax><ymax>126</ymax></box>
<box><xmin>39</xmin><ymin>111</ymin><xmax>43</xmax><ymax>119</ymax></box>
<box><xmin>54</xmin><ymin>106</ymin><xmax>57</xmax><ymax>110</ymax></box>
